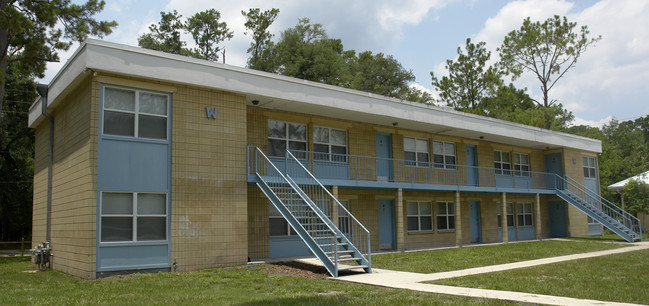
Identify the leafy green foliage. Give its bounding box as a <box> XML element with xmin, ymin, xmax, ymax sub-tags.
<box><xmin>137</xmin><ymin>10</ymin><xmax>188</xmax><ymax>56</ymax></box>
<box><xmin>186</xmin><ymin>9</ymin><xmax>233</xmax><ymax>62</ymax></box>
<box><xmin>242</xmin><ymin>8</ymin><xmax>280</xmax><ymax>69</ymax></box>
<box><xmin>623</xmin><ymin>179</ymin><xmax>649</xmax><ymax>215</ymax></box>
<box><xmin>498</xmin><ymin>15</ymin><xmax>601</xmax><ymax>128</ymax></box>
<box><xmin>346</xmin><ymin>50</ymin><xmax>417</xmax><ymax>99</ymax></box>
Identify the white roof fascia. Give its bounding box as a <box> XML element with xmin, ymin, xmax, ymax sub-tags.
<box><xmin>608</xmin><ymin>170</ymin><xmax>649</xmax><ymax>191</ymax></box>
<box><xmin>30</xmin><ymin>39</ymin><xmax>602</xmax><ymax>153</ymax></box>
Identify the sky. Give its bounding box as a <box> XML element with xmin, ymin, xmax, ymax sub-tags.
<box><xmin>41</xmin><ymin>0</ymin><xmax>649</xmax><ymax>127</ymax></box>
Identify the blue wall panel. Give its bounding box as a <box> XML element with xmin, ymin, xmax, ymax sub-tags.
<box><xmin>98</xmin><ymin>244</ymin><xmax>169</xmax><ymax>271</ymax></box>
<box><xmin>518</xmin><ymin>226</ymin><xmax>536</xmax><ymax>240</ymax></box>
<box><xmin>269</xmin><ymin>237</ymin><xmax>311</xmax><ymax>258</ymax></box>
<box><xmin>98</xmin><ymin>139</ymin><xmax>168</xmax><ymax>191</ymax></box>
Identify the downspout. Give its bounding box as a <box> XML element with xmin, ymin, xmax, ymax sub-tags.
<box><xmin>36</xmin><ymin>84</ymin><xmax>53</xmax><ymax>242</ymax></box>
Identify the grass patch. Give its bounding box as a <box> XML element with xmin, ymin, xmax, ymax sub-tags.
<box><xmin>371</xmin><ymin>240</ymin><xmax>627</xmax><ymax>274</ymax></box>
<box><xmin>568</xmin><ymin>231</ymin><xmax>649</xmax><ymax>242</ymax></box>
<box><xmin>431</xmin><ymin>248</ymin><xmax>649</xmax><ymax>304</ymax></box>
<box><xmin>0</xmin><ymin>257</ymin><xmax>507</xmax><ymax>305</ymax></box>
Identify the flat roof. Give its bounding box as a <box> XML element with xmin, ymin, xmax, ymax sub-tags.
<box><xmin>29</xmin><ymin>39</ymin><xmax>602</xmax><ymax>153</ymax></box>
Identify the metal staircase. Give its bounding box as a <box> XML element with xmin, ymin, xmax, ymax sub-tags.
<box><xmin>554</xmin><ymin>175</ymin><xmax>642</xmax><ymax>242</ymax></box>
<box><xmin>248</xmin><ymin>147</ymin><xmax>371</xmax><ymax>277</ymax></box>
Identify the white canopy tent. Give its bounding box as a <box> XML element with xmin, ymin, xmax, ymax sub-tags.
<box><xmin>608</xmin><ymin>170</ymin><xmax>649</xmax><ymax>192</ymax></box>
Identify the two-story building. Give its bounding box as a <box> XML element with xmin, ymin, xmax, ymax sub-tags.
<box><xmin>29</xmin><ymin>39</ymin><xmax>641</xmax><ymax>279</ymax></box>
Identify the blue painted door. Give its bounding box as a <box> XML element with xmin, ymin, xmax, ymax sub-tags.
<box><xmin>466</xmin><ymin>145</ymin><xmax>478</xmax><ymax>186</ymax></box>
<box><xmin>583</xmin><ymin>158</ymin><xmax>602</xmax><ymax>236</ymax></box>
<box><xmin>378</xmin><ymin>199</ymin><xmax>395</xmax><ymax>249</ymax></box>
<box><xmin>545</xmin><ymin>153</ymin><xmax>563</xmax><ymax>189</ymax></box>
<box><xmin>469</xmin><ymin>200</ymin><xmax>481</xmax><ymax>243</ymax></box>
<box><xmin>549</xmin><ymin>201</ymin><xmax>567</xmax><ymax>237</ymax></box>
<box><xmin>376</xmin><ymin>133</ymin><xmax>393</xmax><ymax>182</ymax></box>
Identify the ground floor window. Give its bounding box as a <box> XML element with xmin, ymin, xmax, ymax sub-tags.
<box><xmin>100</xmin><ymin>192</ymin><xmax>167</xmax><ymax>242</ymax></box>
<box><xmin>497</xmin><ymin>203</ymin><xmax>514</xmax><ymax>227</ymax></box>
<box><xmin>436</xmin><ymin>201</ymin><xmax>455</xmax><ymax>230</ymax></box>
<box><xmin>517</xmin><ymin>203</ymin><xmax>533</xmax><ymax>226</ymax></box>
<box><xmin>269</xmin><ymin>203</ymin><xmax>296</xmax><ymax>236</ymax></box>
<box><xmin>338</xmin><ymin>200</ymin><xmax>351</xmax><ymax>234</ymax></box>
<box><xmin>407</xmin><ymin>201</ymin><xmax>433</xmax><ymax>231</ymax></box>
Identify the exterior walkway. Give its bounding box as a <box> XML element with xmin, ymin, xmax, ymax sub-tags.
<box><xmin>298</xmin><ymin>241</ymin><xmax>649</xmax><ymax>306</ymax></box>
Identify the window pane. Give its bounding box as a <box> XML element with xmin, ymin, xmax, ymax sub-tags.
<box><xmin>102</xmin><ymin>193</ymin><xmax>133</xmax><ymax>215</ymax></box>
<box><xmin>514</xmin><ymin>153</ymin><xmax>520</xmax><ymax>164</ymax></box>
<box><xmin>507</xmin><ymin>215</ymin><xmax>514</xmax><ymax>226</ymax></box>
<box><xmin>407</xmin><ymin>217</ymin><xmax>419</xmax><ymax>231</ymax></box>
<box><xmin>268</xmin><ymin>120</ymin><xmax>286</xmax><ymax>138</ymax></box>
<box><xmin>288</xmin><ymin>123</ymin><xmax>306</xmax><ymax>141</ymax></box>
<box><xmin>104</xmin><ymin>111</ymin><xmax>135</xmax><ymax>137</ymax></box>
<box><xmin>433</xmin><ymin>141</ymin><xmax>443</xmax><ymax>154</ymax></box>
<box><xmin>525</xmin><ymin>215</ymin><xmax>533</xmax><ymax>226</ymax></box>
<box><xmin>331</xmin><ymin>130</ymin><xmax>347</xmax><ymax>145</ymax></box>
<box><xmin>404</xmin><ymin>137</ymin><xmax>415</xmax><ymax>151</ymax></box>
<box><xmin>269</xmin><ymin>218</ymin><xmax>288</xmax><ymax>236</ymax></box>
<box><xmin>445</xmin><ymin>156</ymin><xmax>455</xmax><ymax>166</ymax></box>
<box><xmin>437</xmin><ymin>203</ymin><xmax>447</xmax><ymax>214</ymax></box>
<box><xmin>288</xmin><ymin>141</ymin><xmax>306</xmax><ymax>151</ymax></box>
<box><xmin>137</xmin><ymin>193</ymin><xmax>166</xmax><ymax>214</ymax></box>
<box><xmin>433</xmin><ymin>155</ymin><xmax>444</xmax><ymax>164</ymax></box>
<box><xmin>137</xmin><ymin>217</ymin><xmax>166</xmax><ymax>240</ymax></box>
<box><xmin>420</xmin><ymin>203</ymin><xmax>431</xmax><ymax>215</ymax></box>
<box><xmin>444</xmin><ymin>143</ymin><xmax>454</xmax><ymax>155</ymax></box>
<box><xmin>518</xmin><ymin>215</ymin><xmax>524</xmax><ymax>226</ymax></box>
<box><xmin>138</xmin><ymin>115</ymin><xmax>167</xmax><ymax>139</ymax></box>
<box><xmin>407</xmin><ymin>202</ymin><xmax>418</xmax><ymax>215</ymax></box>
<box><xmin>589</xmin><ymin>168</ymin><xmax>596</xmax><ymax>178</ymax></box>
<box><xmin>416</xmin><ymin>139</ymin><xmax>428</xmax><ymax>152</ymax></box>
<box><xmin>494</xmin><ymin>151</ymin><xmax>501</xmax><ymax>162</ymax></box>
<box><xmin>417</xmin><ymin>152</ymin><xmax>429</xmax><ymax>164</ymax></box>
<box><xmin>101</xmin><ymin>217</ymin><xmax>133</xmax><ymax>242</ymax></box>
<box><xmin>105</xmin><ymin>87</ymin><xmax>135</xmax><ymax>111</ymax></box>
<box><xmin>502</xmin><ymin>152</ymin><xmax>510</xmax><ymax>162</ymax></box>
<box><xmin>583</xmin><ymin>168</ymin><xmax>589</xmax><ymax>177</ymax></box>
<box><xmin>448</xmin><ymin>217</ymin><xmax>455</xmax><ymax>229</ymax></box>
<box><xmin>448</xmin><ymin>204</ymin><xmax>454</xmax><ymax>215</ymax></box>
<box><xmin>437</xmin><ymin>216</ymin><xmax>447</xmax><ymax>230</ymax></box>
<box><xmin>420</xmin><ymin>217</ymin><xmax>432</xmax><ymax>230</ymax></box>
<box><xmin>313</xmin><ymin>143</ymin><xmax>329</xmax><ymax>153</ymax></box>
<box><xmin>521</xmin><ymin>154</ymin><xmax>529</xmax><ymax>164</ymax></box>
<box><xmin>404</xmin><ymin>151</ymin><xmax>416</xmax><ymax>162</ymax></box>
<box><xmin>314</xmin><ymin>127</ymin><xmax>329</xmax><ymax>143</ymax></box>
<box><xmin>268</xmin><ymin>139</ymin><xmax>286</xmax><ymax>157</ymax></box>
<box><xmin>331</xmin><ymin>145</ymin><xmax>346</xmax><ymax>155</ymax></box>
<box><xmin>139</xmin><ymin>92</ymin><xmax>167</xmax><ymax>115</ymax></box>
<box><xmin>269</xmin><ymin>204</ymin><xmax>281</xmax><ymax>217</ymax></box>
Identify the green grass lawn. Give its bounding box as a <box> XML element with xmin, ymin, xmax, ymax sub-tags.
<box><xmin>432</xmin><ymin>248</ymin><xmax>649</xmax><ymax>305</ymax></box>
<box><xmin>371</xmin><ymin>240</ymin><xmax>628</xmax><ymax>274</ymax></box>
<box><xmin>0</xmin><ymin>257</ymin><xmax>505</xmax><ymax>305</ymax></box>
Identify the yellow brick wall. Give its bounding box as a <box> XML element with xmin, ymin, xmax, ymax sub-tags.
<box><xmin>170</xmin><ymin>84</ymin><xmax>248</xmax><ymax>272</ymax></box>
<box><xmin>30</xmin><ymin>77</ymin><xmax>98</xmax><ymax>279</ymax></box>
<box><xmin>247</xmin><ymin>186</ymin><xmax>269</xmax><ymax>259</ymax></box>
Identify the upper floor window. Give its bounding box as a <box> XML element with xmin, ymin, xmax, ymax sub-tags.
<box><xmin>433</xmin><ymin>141</ymin><xmax>456</xmax><ymax>169</ymax></box>
<box><xmin>437</xmin><ymin>201</ymin><xmax>455</xmax><ymax>230</ymax></box>
<box><xmin>268</xmin><ymin>120</ymin><xmax>306</xmax><ymax>157</ymax></box>
<box><xmin>103</xmin><ymin>86</ymin><xmax>169</xmax><ymax>140</ymax></box>
<box><xmin>100</xmin><ymin>192</ymin><xmax>167</xmax><ymax>242</ymax></box>
<box><xmin>513</xmin><ymin>153</ymin><xmax>530</xmax><ymax>176</ymax></box>
<box><xmin>583</xmin><ymin>156</ymin><xmax>597</xmax><ymax>178</ymax></box>
<box><xmin>407</xmin><ymin>201</ymin><xmax>433</xmax><ymax>231</ymax></box>
<box><xmin>494</xmin><ymin>150</ymin><xmax>511</xmax><ymax>175</ymax></box>
<box><xmin>314</xmin><ymin>127</ymin><xmax>347</xmax><ymax>162</ymax></box>
<box><xmin>404</xmin><ymin>137</ymin><xmax>429</xmax><ymax>167</ymax></box>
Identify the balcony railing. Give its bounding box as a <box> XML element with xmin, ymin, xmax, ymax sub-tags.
<box><xmin>273</xmin><ymin>150</ymin><xmax>560</xmax><ymax>192</ymax></box>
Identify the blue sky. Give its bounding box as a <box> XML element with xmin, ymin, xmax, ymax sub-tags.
<box><xmin>44</xmin><ymin>0</ymin><xmax>649</xmax><ymax>127</ymax></box>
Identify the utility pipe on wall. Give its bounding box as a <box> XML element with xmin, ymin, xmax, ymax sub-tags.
<box><xmin>36</xmin><ymin>84</ymin><xmax>53</xmax><ymax>243</ymax></box>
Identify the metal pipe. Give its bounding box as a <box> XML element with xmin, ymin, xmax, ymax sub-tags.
<box><xmin>36</xmin><ymin>84</ymin><xmax>53</xmax><ymax>243</ymax></box>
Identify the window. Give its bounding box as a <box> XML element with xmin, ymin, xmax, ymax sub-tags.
<box><xmin>407</xmin><ymin>201</ymin><xmax>433</xmax><ymax>231</ymax></box>
<box><xmin>404</xmin><ymin>137</ymin><xmax>429</xmax><ymax>167</ymax></box>
<box><xmin>514</xmin><ymin>153</ymin><xmax>530</xmax><ymax>176</ymax></box>
<box><xmin>436</xmin><ymin>202</ymin><xmax>455</xmax><ymax>230</ymax></box>
<box><xmin>314</xmin><ymin>127</ymin><xmax>347</xmax><ymax>162</ymax></box>
<box><xmin>494</xmin><ymin>151</ymin><xmax>511</xmax><ymax>175</ymax></box>
<box><xmin>433</xmin><ymin>141</ymin><xmax>456</xmax><ymax>169</ymax></box>
<box><xmin>583</xmin><ymin>156</ymin><xmax>597</xmax><ymax>178</ymax></box>
<box><xmin>268</xmin><ymin>120</ymin><xmax>307</xmax><ymax>158</ymax></box>
<box><xmin>517</xmin><ymin>203</ymin><xmax>533</xmax><ymax>226</ymax></box>
<box><xmin>269</xmin><ymin>203</ymin><xmax>296</xmax><ymax>236</ymax></box>
<box><xmin>506</xmin><ymin>203</ymin><xmax>514</xmax><ymax>226</ymax></box>
<box><xmin>100</xmin><ymin>192</ymin><xmax>167</xmax><ymax>242</ymax></box>
<box><xmin>338</xmin><ymin>200</ymin><xmax>351</xmax><ymax>235</ymax></box>
<box><xmin>102</xmin><ymin>86</ymin><xmax>169</xmax><ymax>140</ymax></box>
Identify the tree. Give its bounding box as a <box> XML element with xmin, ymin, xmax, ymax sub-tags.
<box><xmin>186</xmin><ymin>9</ymin><xmax>233</xmax><ymax>62</ymax></box>
<box><xmin>347</xmin><ymin>50</ymin><xmax>416</xmax><ymax>99</ymax></box>
<box><xmin>0</xmin><ymin>0</ymin><xmax>117</xmax><ymax>127</ymax></box>
<box><xmin>431</xmin><ymin>38</ymin><xmax>502</xmax><ymax>112</ymax></box>
<box><xmin>137</xmin><ymin>10</ymin><xmax>189</xmax><ymax>56</ymax></box>
<box><xmin>498</xmin><ymin>15</ymin><xmax>601</xmax><ymax>128</ymax></box>
<box><xmin>621</xmin><ymin>179</ymin><xmax>649</xmax><ymax>216</ymax></box>
<box><xmin>242</xmin><ymin>8</ymin><xmax>279</xmax><ymax>68</ymax></box>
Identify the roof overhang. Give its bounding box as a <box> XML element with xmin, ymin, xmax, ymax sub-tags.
<box><xmin>608</xmin><ymin>170</ymin><xmax>649</xmax><ymax>191</ymax></box>
<box><xmin>29</xmin><ymin>39</ymin><xmax>602</xmax><ymax>153</ymax></box>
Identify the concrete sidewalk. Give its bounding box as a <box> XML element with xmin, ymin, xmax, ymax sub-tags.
<box><xmin>300</xmin><ymin>241</ymin><xmax>649</xmax><ymax>305</ymax></box>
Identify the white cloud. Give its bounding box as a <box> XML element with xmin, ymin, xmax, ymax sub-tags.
<box><xmin>377</xmin><ymin>0</ymin><xmax>454</xmax><ymax>30</ymax></box>
<box><xmin>570</xmin><ymin>116</ymin><xmax>612</xmax><ymax>128</ymax></box>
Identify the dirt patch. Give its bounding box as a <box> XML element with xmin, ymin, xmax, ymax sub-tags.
<box><xmin>260</xmin><ymin>261</ymin><xmax>330</xmax><ymax>279</ymax></box>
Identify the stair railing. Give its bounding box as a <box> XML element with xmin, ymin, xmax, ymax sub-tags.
<box><xmin>556</xmin><ymin>174</ymin><xmax>642</xmax><ymax>239</ymax></box>
<box><xmin>285</xmin><ymin>150</ymin><xmax>371</xmax><ymax>269</ymax></box>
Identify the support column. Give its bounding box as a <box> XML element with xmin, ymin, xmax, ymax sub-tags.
<box><xmin>535</xmin><ymin>193</ymin><xmax>542</xmax><ymax>240</ymax></box>
<box><xmin>332</xmin><ymin>186</ymin><xmax>339</xmax><ymax>227</ymax></box>
<box><xmin>455</xmin><ymin>191</ymin><xmax>462</xmax><ymax>247</ymax></box>
<box><xmin>501</xmin><ymin>192</ymin><xmax>509</xmax><ymax>243</ymax></box>
<box><xmin>396</xmin><ymin>188</ymin><xmax>405</xmax><ymax>251</ymax></box>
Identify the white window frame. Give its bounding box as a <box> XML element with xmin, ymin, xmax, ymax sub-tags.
<box><xmin>494</xmin><ymin>150</ymin><xmax>511</xmax><ymax>175</ymax></box>
<box><xmin>513</xmin><ymin>153</ymin><xmax>530</xmax><ymax>177</ymax></box>
<box><xmin>517</xmin><ymin>203</ymin><xmax>533</xmax><ymax>227</ymax></box>
<box><xmin>583</xmin><ymin>156</ymin><xmax>597</xmax><ymax>178</ymax></box>
<box><xmin>100</xmin><ymin>192</ymin><xmax>168</xmax><ymax>243</ymax></box>
<box><xmin>436</xmin><ymin>201</ymin><xmax>455</xmax><ymax>231</ymax></box>
<box><xmin>269</xmin><ymin>203</ymin><xmax>296</xmax><ymax>237</ymax></box>
<box><xmin>102</xmin><ymin>85</ymin><xmax>169</xmax><ymax>140</ymax></box>
<box><xmin>497</xmin><ymin>202</ymin><xmax>515</xmax><ymax>228</ymax></box>
<box><xmin>313</xmin><ymin>126</ymin><xmax>348</xmax><ymax>162</ymax></box>
<box><xmin>407</xmin><ymin>201</ymin><xmax>433</xmax><ymax>232</ymax></box>
<box><xmin>404</xmin><ymin>137</ymin><xmax>430</xmax><ymax>167</ymax></box>
<box><xmin>433</xmin><ymin>141</ymin><xmax>456</xmax><ymax>169</ymax></box>
<box><xmin>267</xmin><ymin>120</ymin><xmax>307</xmax><ymax>158</ymax></box>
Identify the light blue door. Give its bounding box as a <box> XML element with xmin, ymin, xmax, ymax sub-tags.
<box><xmin>469</xmin><ymin>200</ymin><xmax>481</xmax><ymax>243</ymax></box>
<box><xmin>549</xmin><ymin>201</ymin><xmax>567</xmax><ymax>237</ymax></box>
<box><xmin>583</xmin><ymin>157</ymin><xmax>602</xmax><ymax>236</ymax></box>
<box><xmin>466</xmin><ymin>145</ymin><xmax>479</xmax><ymax>186</ymax></box>
<box><xmin>376</xmin><ymin>133</ymin><xmax>392</xmax><ymax>182</ymax></box>
<box><xmin>378</xmin><ymin>199</ymin><xmax>395</xmax><ymax>249</ymax></box>
<box><xmin>545</xmin><ymin>153</ymin><xmax>563</xmax><ymax>189</ymax></box>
